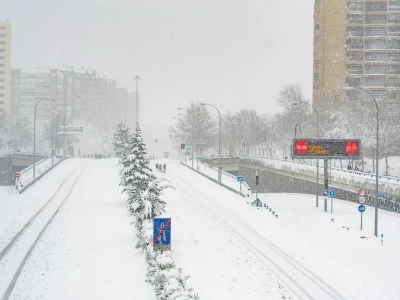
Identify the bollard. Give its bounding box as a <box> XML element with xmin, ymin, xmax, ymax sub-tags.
<box><xmin>276</xmin><ymin>215</ymin><xmax>278</xmax><ymax>218</ymax></box>
<box><xmin>273</xmin><ymin>211</ymin><xmax>275</xmax><ymax>215</ymax></box>
<box><xmin>266</xmin><ymin>205</ymin><xmax>268</xmax><ymax>209</ymax></box>
<box><xmin>269</xmin><ymin>208</ymin><xmax>272</xmax><ymax>212</ymax></box>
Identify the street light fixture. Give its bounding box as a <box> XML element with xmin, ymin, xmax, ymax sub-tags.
<box><xmin>343</xmin><ymin>86</ymin><xmax>379</xmax><ymax>237</ymax></box>
<box><xmin>292</xmin><ymin>101</ymin><xmax>320</xmax><ymax>208</ymax></box>
<box><xmin>33</xmin><ymin>98</ymin><xmax>55</xmax><ymax>179</ymax></box>
<box><xmin>201</xmin><ymin>102</ymin><xmax>222</xmax><ymax>183</ymax></box>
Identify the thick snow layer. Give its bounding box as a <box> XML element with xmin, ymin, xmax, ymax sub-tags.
<box><xmin>155</xmin><ymin>159</ymin><xmax>400</xmax><ymax>300</ymax></box>
<box><xmin>0</xmin><ymin>158</ymin><xmax>154</xmax><ymax>300</ymax></box>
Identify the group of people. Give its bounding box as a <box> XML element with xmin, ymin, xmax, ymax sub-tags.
<box><xmin>155</xmin><ymin>163</ymin><xmax>166</xmax><ymax>173</ymax></box>
<box><xmin>83</xmin><ymin>154</ymin><xmax>110</xmax><ymax>159</ymax></box>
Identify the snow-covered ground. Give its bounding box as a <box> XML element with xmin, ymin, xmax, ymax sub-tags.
<box><xmin>2</xmin><ymin>157</ymin><xmax>400</xmax><ymax>299</ymax></box>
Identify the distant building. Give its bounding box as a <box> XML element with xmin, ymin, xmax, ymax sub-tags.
<box><xmin>313</xmin><ymin>0</ymin><xmax>400</xmax><ymax>108</ymax></box>
<box><xmin>0</xmin><ymin>21</ymin><xmax>11</xmax><ymax>117</ymax></box>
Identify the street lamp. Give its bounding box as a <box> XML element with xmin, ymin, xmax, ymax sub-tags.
<box><xmin>33</xmin><ymin>98</ymin><xmax>55</xmax><ymax>179</ymax></box>
<box><xmin>201</xmin><ymin>103</ymin><xmax>222</xmax><ymax>183</ymax></box>
<box><xmin>51</xmin><ymin>105</ymin><xmax>63</xmax><ymax>166</ymax></box>
<box><xmin>135</xmin><ymin>75</ymin><xmax>140</xmax><ymax>128</ymax></box>
<box><xmin>292</xmin><ymin>101</ymin><xmax>320</xmax><ymax>207</ymax></box>
<box><xmin>343</xmin><ymin>86</ymin><xmax>379</xmax><ymax>237</ymax></box>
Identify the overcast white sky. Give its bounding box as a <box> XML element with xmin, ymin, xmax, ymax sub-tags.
<box><xmin>1</xmin><ymin>0</ymin><xmax>314</xmax><ymax>156</ymax></box>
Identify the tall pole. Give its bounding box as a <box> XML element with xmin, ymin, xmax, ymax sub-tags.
<box><xmin>293</xmin><ymin>101</ymin><xmax>319</xmax><ymax>207</ymax></box>
<box><xmin>52</xmin><ymin>108</ymin><xmax>54</xmax><ymax>166</ymax></box>
<box><xmin>343</xmin><ymin>86</ymin><xmax>379</xmax><ymax>237</ymax></box>
<box><xmin>135</xmin><ymin>75</ymin><xmax>140</xmax><ymax>128</ymax></box>
<box><xmin>33</xmin><ymin>98</ymin><xmax>54</xmax><ymax>179</ymax></box>
<box><xmin>201</xmin><ymin>103</ymin><xmax>222</xmax><ymax>183</ymax></box>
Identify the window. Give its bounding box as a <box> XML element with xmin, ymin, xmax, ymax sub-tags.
<box><xmin>0</xmin><ymin>71</ymin><xmax>4</xmax><ymax>74</ymax></box>
<box><xmin>365</xmin><ymin>39</ymin><xmax>386</xmax><ymax>49</ymax></box>
<box><xmin>389</xmin><ymin>89</ymin><xmax>400</xmax><ymax>100</ymax></box>
<box><xmin>0</xmin><ymin>41</ymin><xmax>4</xmax><ymax>44</ymax></box>
<box><xmin>364</xmin><ymin>76</ymin><xmax>386</xmax><ymax>87</ymax></box>
<box><xmin>315</xmin><ymin>24</ymin><xmax>320</xmax><ymax>30</ymax></box>
<box><xmin>314</xmin><ymin>73</ymin><xmax>319</xmax><ymax>80</ymax></box>
<box><xmin>365</xmin><ymin>2</ymin><xmax>387</xmax><ymax>12</ymax></box>
<box><xmin>365</xmin><ymin>52</ymin><xmax>386</xmax><ymax>62</ymax></box>
<box><xmin>347</xmin><ymin>14</ymin><xmax>363</xmax><ymax>23</ymax></box>
<box><xmin>365</xmin><ymin>65</ymin><xmax>386</xmax><ymax>74</ymax></box>
<box><xmin>365</xmin><ymin>14</ymin><xmax>387</xmax><ymax>24</ymax></box>
<box><xmin>366</xmin><ymin>27</ymin><xmax>386</xmax><ymax>36</ymax></box>
<box><xmin>388</xmin><ymin>26</ymin><xmax>400</xmax><ymax>36</ymax></box>
<box><xmin>348</xmin><ymin>2</ymin><xmax>363</xmax><ymax>12</ymax></box>
<box><xmin>388</xmin><ymin>39</ymin><xmax>400</xmax><ymax>49</ymax></box>
<box><xmin>0</xmin><ymin>57</ymin><xmax>4</xmax><ymax>60</ymax></box>
<box><xmin>347</xmin><ymin>64</ymin><xmax>363</xmax><ymax>74</ymax></box>
<box><xmin>389</xmin><ymin>13</ymin><xmax>400</xmax><ymax>23</ymax></box>
<box><xmin>0</xmin><ymin>64</ymin><xmax>4</xmax><ymax>67</ymax></box>
<box><xmin>314</xmin><ymin>36</ymin><xmax>320</xmax><ymax>41</ymax></box>
<box><xmin>0</xmin><ymin>79</ymin><xmax>4</xmax><ymax>82</ymax></box>
<box><xmin>370</xmin><ymin>90</ymin><xmax>386</xmax><ymax>100</ymax></box>
<box><xmin>388</xmin><ymin>51</ymin><xmax>400</xmax><ymax>61</ymax></box>
<box><xmin>0</xmin><ymin>26</ymin><xmax>5</xmax><ymax>30</ymax></box>
<box><xmin>388</xmin><ymin>64</ymin><xmax>400</xmax><ymax>74</ymax></box>
<box><xmin>0</xmin><ymin>34</ymin><xmax>5</xmax><ymax>37</ymax></box>
<box><xmin>0</xmin><ymin>94</ymin><xmax>3</xmax><ymax>97</ymax></box>
<box><xmin>313</xmin><ymin>83</ymin><xmax>319</xmax><ymax>89</ymax></box>
<box><xmin>389</xmin><ymin>1</ymin><xmax>400</xmax><ymax>11</ymax></box>
<box><xmin>347</xmin><ymin>51</ymin><xmax>363</xmax><ymax>61</ymax></box>
<box><xmin>0</xmin><ymin>49</ymin><xmax>4</xmax><ymax>52</ymax></box>
<box><xmin>0</xmin><ymin>101</ymin><xmax>3</xmax><ymax>104</ymax></box>
<box><xmin>387</xmin><ymin>77</ymin><xmax>400</xmax><ymax>87</ymax></box>
<box><xmin>0</xmin><ymin>86</ymin><xmax>4</xmax><ymax>89</ymax></box>
<box><xmin>347</xmin><ymin>38</ymin><xmax>363</xmax><ymax>49</ymax></box>
<box><xmin>347</xmin><ymin>26</ymin><xmax>363</xmax><ymax>36</ymax></box>
<box><xmin>346</xmin><ymin>76</ymin><xmax>362</xmax><ymax>87</ymax></box>
<box><xmin>314</xmin><ymin>60</ymin><xmax>319</xmax><ymax>68</ymax></box>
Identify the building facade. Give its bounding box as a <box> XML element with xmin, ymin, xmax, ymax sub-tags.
<box><xmin>313</xmin><ymin>0</ymin><xmax>400</xmax><ymax>107</ymax></box>
<box><xmin>0</xmin><ymin>21</ymin><xmax>11</xmax><ymax>117</ymax></box>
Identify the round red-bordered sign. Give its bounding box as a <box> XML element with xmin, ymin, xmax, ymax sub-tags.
<box><xmin>345</xmin><ymin>141</ymin><xmax>359</xmax><ymax>155</ymax></box>
<box><xmin>295</xmin><ymin>140</ymin><xmax>308</xmax><ymax>155</ymax></box>
<box><xmin>15</xmin><ymin>172</ymin><xmax>21</xmax><ymax>179</ymax></box>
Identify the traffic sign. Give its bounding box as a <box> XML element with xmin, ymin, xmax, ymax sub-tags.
<box><xmin>358</xmin><ymin>196</ymin><xmax>366</xmax><ymax>204</ymax></box>
<box><xmin>358</xmin><ymin>188</ymin><xmax>367</xmax><ymax>197</ymax></box>
<box><xmin>15</xmin><ymin>172</ymin><xmax>21</xmax><ymax>179</ymax></box>
<box><xmin>237</xmin><ymin>176</ymin><xmax>245</xmax><ymax>182</ymax></box>
<box><xmin>181</xmin><ymin>143</ymin><xmax>185</xmax><ymax>149</ymax></box>
<box><xmin>358</xmin><ymin>205</ymin><xmax>366</xmax><ymax>213</ymax></box>
<box><xmin>153</xmin><ymin>218</ymin><xmax>171</xmax><ymax>251</ymax></box>
<box><xmin>323</xmin><ymin>190</ymin><xmax>329</xmax><ymax>197</ymax></box>
<box><xmin>329</xmin><ymin>190</ymin><xmax>336</xmax><ymax>198</ymax></box>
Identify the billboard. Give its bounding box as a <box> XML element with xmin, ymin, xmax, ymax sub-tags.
<box><xmin>292</xmin><ymin>138</ymin><xmax>361</xmax><ymax>159</ymax></box>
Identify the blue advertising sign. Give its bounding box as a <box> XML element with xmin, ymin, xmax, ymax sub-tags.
<box><xmin>153</xmin><ymin>218</ymin><xmax>171</xmax><ymax>251</ymax></box>
<box><xmin>237</xmin><ymin>176</ymin><xmax>245</xmax><ymax>182</ymax></box>
<box><xmin>329</xmin><ymin>190</ymin><xmax>336</xmax><ymax>198</ymax></box>
<box><xmin>358</xmin><ymin>205</ymin><xmax>366</xmax><ymax>213</ymax></box>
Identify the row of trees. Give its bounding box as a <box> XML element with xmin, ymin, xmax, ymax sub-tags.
<box><xmin>169</xmin><ymin>84</ymin><xmax>400</xmax><ymax>159</ymax></box>
<box><xmin>113</xmin><ymin>123</ymin><xmax>199</xmax><ymax>300</ymax></box>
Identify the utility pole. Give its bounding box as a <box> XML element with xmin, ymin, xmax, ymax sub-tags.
<box><xmin>135</xmin><ymin>75</ymin><xmax>140</xmax><ymax>128</ymax></box>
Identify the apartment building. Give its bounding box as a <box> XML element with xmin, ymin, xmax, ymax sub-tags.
<box><xmin>313</xmin><ymin>0</ymin><xmax>400</xmax><ymax>107</ymax></box>
<box><xmin>0</xmin><ymin>21</ymin><xmax>11</xmax><ymax>117</ymax></box>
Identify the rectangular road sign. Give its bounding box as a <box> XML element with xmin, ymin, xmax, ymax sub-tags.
<box><xmin>184</xmin><ymin>147</ymin><xmax>191</xmax><ymax>155</ymax></box>
<box><xmin>237</xmin><ymin>176</ymin><xmax>245</xmax><ymax>182</ymax></box>
<box><xmin>323</xmin><ymin>190</ymin><xmax>329</xmax><ymax>197</ymax></box>
<box><xmin>292</xmin><ymin>138</ymin><xmax>361</xmax><ymax>159</ymax></box>
<box><xmin>153</xmin><ymin>218</ymin><xmax>171</xmax><ymax>251</ymax></box>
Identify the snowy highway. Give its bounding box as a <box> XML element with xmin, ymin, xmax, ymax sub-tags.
<box><xmin>1</xmin><ymin>158</ymin><xmax>400</xmax><ymax>299</ymax></box>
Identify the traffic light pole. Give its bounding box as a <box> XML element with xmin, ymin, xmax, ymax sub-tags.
<box><xmin>324</xmin><ymin>158</ymin><xmax>328</xmax><ymax>212</ymax></box>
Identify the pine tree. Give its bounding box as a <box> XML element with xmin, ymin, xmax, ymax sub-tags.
<box><xmin>113</xmin><ymin>123</ymin><xmax>132</xmax><ymax>160</ymax></box>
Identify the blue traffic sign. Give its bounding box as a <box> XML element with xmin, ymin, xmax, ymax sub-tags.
<box><xmin>329</xmin><ymin>190</ymin><xmax>336</xmax><ymax>198</ymax></box>
<box><xmin>323</xmin><ymin>190</ymin><xmax>329</xmax><ymax>197</ymax></box>
<box><xmin>153</xmin><ymin>218</ymin><xmax>171</xmax><ymax>251</ymax></box>
<box><xmin>358</xmin><ymin>205</ymin><xmax>366</xmax><ymax>213</ymax></box>
<box><xmin>237</xmin><ymin>176</ymin><xmax>245</xmax><ymax>182</ymax></box>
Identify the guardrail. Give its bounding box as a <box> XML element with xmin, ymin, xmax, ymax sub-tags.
<box><xmin>17</xmin><ymin>156</ymin><xmax>68</xmax><ymax>194</ymax></box>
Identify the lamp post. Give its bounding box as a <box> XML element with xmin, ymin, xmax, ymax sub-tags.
<box><xmin>51</xmin><ymin>105</ymin><xmax>62</xmax><ymax>166</ymax></box>
<box><xmin>135</xmin><ymin>75</ymin><xmax>140</xmax><ymax>128</ymax></box>
<box><xmin>33</xmin><ymin>98</ymin><xmax>54</xmax><ymax>179</ymax></box>
<box><xmin>201</xmin><ymin>103</ymin><xmax>222</xmax><ymax>183</ymax></box>
<box><xmin>343</xmin><ymin>86</ymin><xmax>379</xmax><ymax>237</ymax></box>
<box><xmin>292</xmin><ymin>101</ymin><xmax>320</xmax><ymax>207</ymax></box>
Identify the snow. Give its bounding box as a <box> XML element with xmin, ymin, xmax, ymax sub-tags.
<box><xmin>2</xmin><ymin>157</ymin><xmax>400</xmax><ymax>299</ymax></box>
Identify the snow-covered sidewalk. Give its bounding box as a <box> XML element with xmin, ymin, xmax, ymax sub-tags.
<box><xmin>7</xmin><ymin>159</ymin><xmax>155</xmax><ymax>300</ymax></box>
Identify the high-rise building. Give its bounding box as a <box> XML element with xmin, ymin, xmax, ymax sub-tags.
<box><xmin>0</xmin><ymin>21</ymin><xmax>11</xmax><ymax>117</ymax></box>
<box><xmin>313</xmin><ymin>0</ymin><xmax>400</xmax><ymax>107</ymax></box>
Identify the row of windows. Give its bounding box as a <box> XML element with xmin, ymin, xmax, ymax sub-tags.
<box><xmin>348</xmin><ymin>25</ymin><xmax>400</xmax><ymax>37</ymax></box>
<box><xmin>347</xmin><ymin>51</ymin><xmax>400</xmax><ymax>62</ymax></box>
<box><xmin>347</xmin><ymin>38</ymin><xmax>400</xmax><ymax>49</ymax></box>
<box><xmin>348</xmin><ymin>13</ymin><xmax>400</xmax><ymax>24</ymax></box>
<box><xmin>348</xmin><ymin>2</ymin><xmax>400</xmax><ymax>12</ymax></box>
<box><xmin>348</xmin><ymin>64</ymin><xmax>400</xmax><ymax>75</ymax></box>
<box><xmin>347</xmin><ymin>76</ymin><xmax>400</xmax><ymax>87</ymax></box>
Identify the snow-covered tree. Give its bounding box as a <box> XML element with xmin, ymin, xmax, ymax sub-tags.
<box><xmin>113</xmin><ymin>123</ymin><xmax>132</xmax><ymax>160</ymax></box>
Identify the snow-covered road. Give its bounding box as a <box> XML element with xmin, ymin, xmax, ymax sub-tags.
<box><xmin>0</xmin><ymin>159</ymin><xmax>154</xmax><ymax>300</ymax></box>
